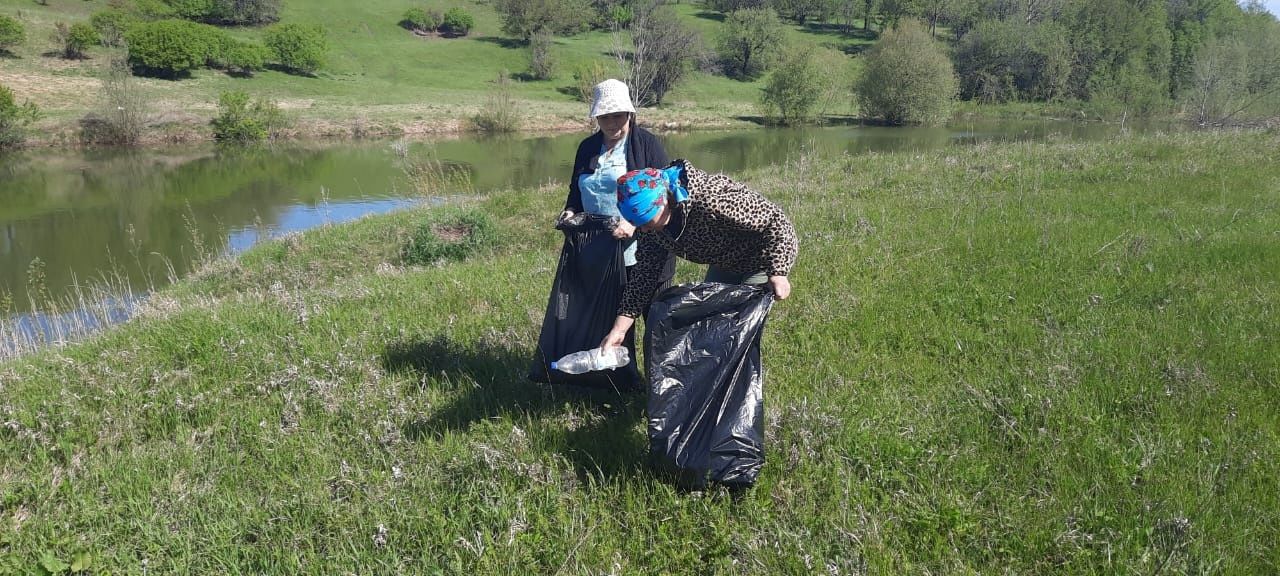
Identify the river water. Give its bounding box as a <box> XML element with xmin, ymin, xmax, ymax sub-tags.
<box><xmin>0</xmin><ymin>119</ymin><xmax>1137</xmax><ymax>352</ymax></box>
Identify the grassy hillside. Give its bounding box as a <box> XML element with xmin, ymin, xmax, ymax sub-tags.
<box><xmin>1</xmin><ymin>131</ymin><xmax>1277</xmax><ymax>573</ymax></box>
<box><xmin>0</xmin><ymin>0</ymin><xmax>869</xmax><ymax>143</ymax></box>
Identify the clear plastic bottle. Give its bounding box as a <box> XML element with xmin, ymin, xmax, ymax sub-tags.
<box><xmin>552</xmin><ymin>347</ymin><xmax>631</xmax><ymax>374</ymax></box>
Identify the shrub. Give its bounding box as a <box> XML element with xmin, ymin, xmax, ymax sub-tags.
<box><xmin>264</xmin><ymin>23</ymin><xmax>327</xmax><ymax>75</ymax></box>
<box><xmin>214</xmin><ymin>39</ymin><xmax>269</xmax><ymax>75</ymax></box>
<box><xmin>760</xmin><ymin>47</ymin><xmax>825</xmax><ymax>125</ymax></box>
<box><xmin>571</xmin><ymin>60</ymin><xmax>613</xmax><ymax>102</ymax></box>
<box><xmin>54</xmin><ymin>22</ymin><xmax>100</xmax><ymax>59</ymax></box>
<box><xmin>133</xmin><ymin>0</ymin><xmax>178</xmax><ymax>20</ymax></box>
<box><xmin>90</xmin><ymin>9</ymin><xmax>139</xmax><ymax>47</ymax></box>
<box><xmin>400</xmin><ymin>210</ymin><xmax>498</xmax><ymax>265</ymax></box>
<box><xmin>211</xmin><ymin>90</ymin><xmax>287</xmax><ymax>141</ymax></box>
<box><xmin>165</xmin><ymin>0</ymin><xmax>215</xmax><ymax>20</ymax></box>
<box><xmin>440</xmin><ymin>8</ymin><xmax>475</xmax><ymax>37</ymax></box>
<box><xmin>0</xmin><ymin>14</ymin><xmax>25</xmax><ymax>53</ymax></box>
<box><xmin>401</xmin><ymin>7</ymin><xmax>442</xmax><ymax>33</ymax></box>
<box><xmin>125</xmin><ymin>19</ymin><xmax>215</xmax><ymax>78</ymax></box>
<box><xmin>529</xmin><ymin>31</ymin><xmax>556</xmax><ymax>80</ymax></box>
<box><xmin>717</xmin><ymin>8</ymin><xmax>786</xmax><ymax>80</ymax></box>
<box><xmin>0</xmin><ymin>84</ymin><xmax>41</xmax><ymax>149</ymax></box>
<box><xmin>209</xmin><ymin>0</ymin><xmax>280</xmax><ymax>25</ymax></box>
<box><xmin>470</xmin><ymin>73</ymin><xmax>521</xmax><ymax>133</ymax></box>
<box><xmin>79</xmin><ymin>58</ymin><xmax>148</xmax><ymax>146</ymax></box>
<box><xmin>495</xmin><ymin>0</ymin><xmax>592</xmax><ymax>39</ymax></box>
<box><xmin>854</xmin><ymin>20</ymin><xmax>957</xmax><ymax>125</ymax></box>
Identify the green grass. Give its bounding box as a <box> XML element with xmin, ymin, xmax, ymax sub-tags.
<box><xmin>2</xmin><ymin>131</ymin><xmax>1278</xmax><ymax>573</ymax></box>
<box><xmin>0</xmin><ymin>0</ymin><xmax>865</xmax><ymax>143</ymax></box>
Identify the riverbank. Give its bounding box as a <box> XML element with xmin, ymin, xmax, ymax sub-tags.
<box><xmin>2</xmin><ymin>130</ymin><xmax>1277</xmax><ymax>573</ymax></box>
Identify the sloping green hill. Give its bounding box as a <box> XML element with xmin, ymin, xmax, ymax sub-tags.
<box><xmin>0</xmin><ymin>0</ymin><xmax>868</xmax><ymax>142</ymax></box>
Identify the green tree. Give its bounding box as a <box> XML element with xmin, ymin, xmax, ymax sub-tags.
<box><xmin>264</xmin><ymin>23</ymin><xmax>327</xmax><ymax>75</ymax></box>
<box><xmin>1061</xmin><ymin>0</ymin><xmax>1171</xmax><ymax>111</ymax></box>
<box><xmin>0</xmin><ymin>84</ymin><xmax>41</xmax><ymax>149</ymax></box>
<box><xmin>760</xmin><ymin>47</ymin><xmax>826</xmax><ymax>125</ymax></box>
<box><xmin>854</xmin><ymin>19</ymin><xmax>957</xmax><ymax>124</ymax></box>
<box><xmin>773</xmin><ymin>0</ymin><xmax>833</xmax><ymax>25</ymax></box>
<box><xmin>125</xmin><ymin>19</ymin><xmax>214</xmax><ymax>77</ymax></box>
<box><xmin>717</xmin><ymin>8</ymin><xmax>786</xmax><ymax>80</ymax></box>
<box><xmin>0</xmin><ymin>14</ymin><xmax>25</xmax><ymax>54</ymax></box>
<box><xmin>953</xmin><ymin>19</ymin><xmax>1073</xmax><ymax>102</ymax></box>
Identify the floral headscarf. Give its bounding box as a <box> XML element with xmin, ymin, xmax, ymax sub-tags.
<box><xmin>616</xmin><ymin>165</ymin><xmax>687</xmax><ymax>226</ymax></box>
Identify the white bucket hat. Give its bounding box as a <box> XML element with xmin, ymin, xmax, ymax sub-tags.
<box><xmin>589</xmin><ymin>79</ymin><xmax>636</xmax><ymax>119</ymax></box>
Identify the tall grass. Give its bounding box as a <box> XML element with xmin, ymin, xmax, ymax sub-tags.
<box><xmin>469</xmin><ymin>72</ymin><xmax>522</xmax><ymax>134</ymax></box>
<box><xmin>0</xmin><ymin>131</ymin><xmax>1276</xmax><ymax>574</ymax></box>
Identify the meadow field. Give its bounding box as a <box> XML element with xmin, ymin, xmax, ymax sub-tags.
<box><xmin>0</xmin><ymin>0</ymin><xmax>869</xmax><ymax>144</ymax></box>
<box><xmin>1</xmin><ymin>130</ymin><xmax>1277</xmax><ymax>573</ymax></box>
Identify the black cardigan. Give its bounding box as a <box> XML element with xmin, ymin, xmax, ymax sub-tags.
<box><xmin>564</xmin><ymin>122</ymin><xmax>669</xmax><ymax>213</ymax></box>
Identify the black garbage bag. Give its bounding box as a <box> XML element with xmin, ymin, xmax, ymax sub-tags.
<box><xmin>528</xmin><ymin>213</ymin><xmax>642</xmax><ymax>389</ymax></box>
<box><xmin>645</xmin><ymin>282</ymin><xmax>773</xmax><ymax>489</ymax></box>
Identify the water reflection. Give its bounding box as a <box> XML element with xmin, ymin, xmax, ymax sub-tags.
<box><xmin>0</xmin><ymin>120</ymin><xmax>1137</xmax><ymax>317</ymax></box>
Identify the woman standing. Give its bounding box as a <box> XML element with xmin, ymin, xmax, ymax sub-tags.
<box><xmin>562</xmin><ymin>78</ymin><xmax>670</xmax><ymax>255</ymax></box>
<box><xmin>530</xmin><ymin>79</ymin><xmax>672</xmax><ymax>389</ymax></box>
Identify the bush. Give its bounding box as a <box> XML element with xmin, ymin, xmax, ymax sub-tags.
<box><xmin>161</xmin><ymin>0</ymin><xmax>279</xmax><ymax>25</ymax></box>
<box><xmin>400</xmin><ymin>210</ymin><xmax>499</xmax><ymax>265</ymax></box>
<box><xmin>0</xmin><ymin>84</ymin><xmax>41</xmax><ymax>149</ymax></box>
<box><xmin>214</xmin><ymin>39</ymin><xmax>269</xmax><ymax>75</ymax></box>
<box><xmin>209</xmin><ymin>0</ymin><xmax>280</xmax><ymax>25</ymax></box>
<box><xmin>571</xmin><ymin>60</ymin><xmax>613</xmax><ymax>102</ymax></box>
<box><xmin>0</xmin><ymin>14</ymin><xmax>25</xmax><ymax>53</ymax></box>
<box><xmin>401</xmin><ymin>7</ymin><xmax>442</xmax><ymax>33</ymax></box>
<box><xmin>211</xmin><ymin>90</ymin><xmax>287</xmax><ymax>141</ymax></box>
<box><xmin>760</xmin><ymin>47</ymin><xmax>825</xmax><ymax>125</ymax></box>
<box><xmin>528</xmin><ymin>31</ymin><xmax>556</xmax><ymax>80</ymax></box>
<box><xmin>264</xmin><ymin>23</ymin><xmax>327</xmax><ymax>75</ymax></box>
<box><xmin>90</xmin><ymin>9</ymin><xmax>139</xmax><ymax>47</ymax></box>
<box><xmin>125</xmin><ymin>19</ymin><xmax>215</xmax><ymax>78</ymax></box>
<box><xmin>440</xmin><ymin>8</ymin><xmax>475</xmax><ymax>37</ymax></box>
<box><xmin>54</xmin><ymin>22</ymin><xmax>100</xmax><ymax>59</ymax></box>
<box><xmin>470</xmin><ymin>73</ymin><xmax>521</xmax><ymax>133</ymax></box>
<box><xmin>717</xmin><ymin>8</ymin><xmax>786</xmax><ymax>80</ymax></box>
<box><xmin>79</xmin><ymin>58</ymin><xmax>148</xmax><ymax>146</ymax></box>
<box><xmin>495</xmin><ymin>0</ymin><xmax>592</xmax><ymax>39</ymax></box>
<box><xmin>854</xmin><ymin>20</ymin><xmax>957</xmax><ymax>124</ymax></box>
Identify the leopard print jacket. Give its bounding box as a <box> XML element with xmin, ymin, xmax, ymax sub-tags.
<box><xmin>618</xmin><ymin>159</ymin><xmax>798</xmax><ymax>318</ymax></box>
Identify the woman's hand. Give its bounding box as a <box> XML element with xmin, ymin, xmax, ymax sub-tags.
<box><xmin>768</xmin><ymin>275</ymin><xmax>791</xmax><ymax>300</ymax></box>
<box><xmin>599</xmin><ymin>316</ymin><xmax>636</xmax><ymax>350</ymax></box>
<box><xmin>612</xmin><ymin>219</ymin><xmax>635</xmax><ymax>239</ymax></box>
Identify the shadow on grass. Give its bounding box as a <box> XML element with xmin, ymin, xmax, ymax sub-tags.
<box><xmin>383</xmin><ymin>335</ymin><xmax>649</xmax><ymax>481</ymax></box>
<box><xmin>694</xmin><ymin>10</ymin><xmax>725</xmax><ymax>22</ymax></box>
<box><xmin>475</xmin><ymin>35</ymin><xmax>527</xmax><ymax>49</ymax></box>
<box><xmin>555</xmin><ymin>85</ymin><xmax>587</xmax><ymax>101</ymax></box>
<box><xmin>264</xmin><ymin>63</ymin><xmax>319</xmax><ymax>78</ymax></box>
